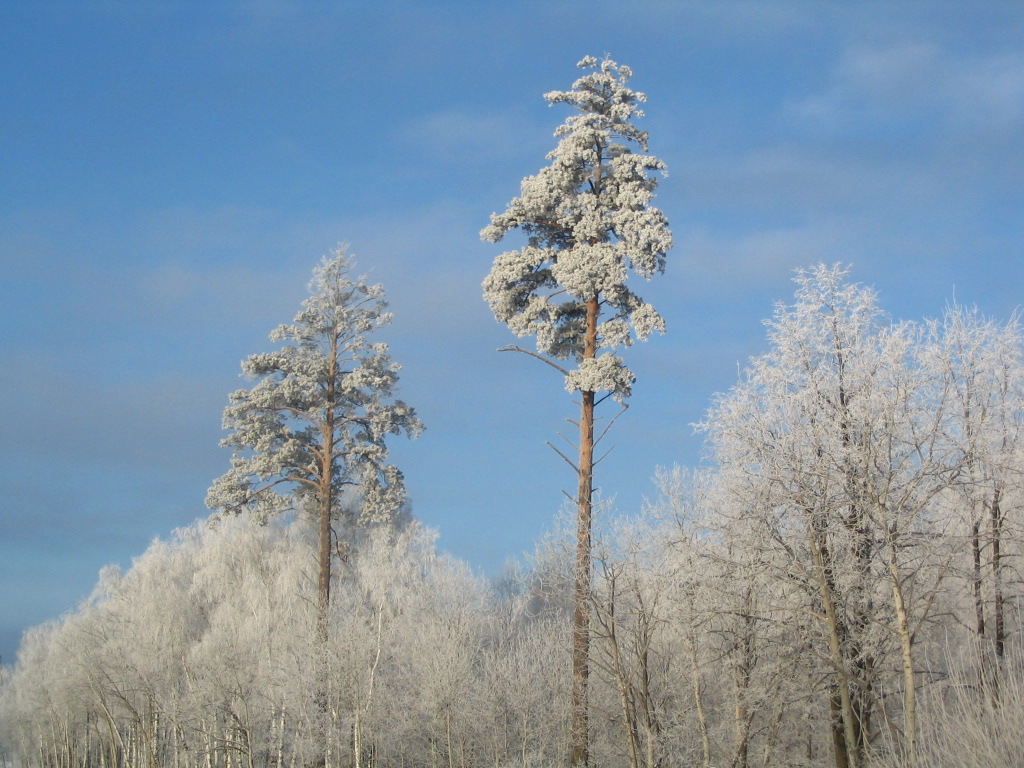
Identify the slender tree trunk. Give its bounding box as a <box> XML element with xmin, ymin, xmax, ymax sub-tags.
<box><xmin>571</xmin><ymin>295</ymin><xmax>599</xmax><ymax>768</ymax></box>
<box><xmin>828</xmin><ymin>690</ymin><xmax>849</xmax><ymax>768</ymax></box>
<box><xmin>313</xmin><ymin>332</ymin><xmax>340</xmax><ymax>768</ymax></box>
<box><xmin>760</xmin><ymin>679</ymin><xmax>786</xmax><ymax>768</ymax></box>
<box><xmin>317</xmin><ymin>333</ymin><xmax>338</xmax><ymax>640</ymax></box>
<box><xmin>637</xmin><ymin>614</ymin><xmax>660</xmax><ymax>768</ymax></box>
<box><xmin>808</xmin><ymin>520</ymin><xmax>859</xmax><ymax>768</ymax></box>
<box><xmin>990</xmin><ymin>489</ymin><xmax>1004</xmax><ymax>662</ymax></box>
<box><xmin>886</xmin><ymin>536</ymin><xmax>917</xmax><ymax>767</ymax></box>
<box><xmin>688</xmin><ymin>636</ymin><xmax>712</xmax><ymax>768</ymax></box>
<box><xmin>604</xmin><ymin>585</ymin><xmax>641</xmax><ymax>768</ymax></box>
<box><xmin>318</xmin><ymin>476</ymin><xmax>333</xmax><ymax>639</ymax></box>
<box><xmin>731</xmin><ymin>617</ymin><xmax>753</xmax><ymax>768</ymax></box>
<box><xmin>274</xmin><ymin>708</ymin><xmax>285</xmax><ymax>768</ymax></box>
<box><xmin>972</xmin><ymin>518</ymin><xmax>986</xmax><ymax>638</ymax></box>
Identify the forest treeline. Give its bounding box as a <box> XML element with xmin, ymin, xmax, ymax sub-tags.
<box><xmin>2</xmin><ymin>264</ymin><xmax>1023</xmax><ymax>768</ymax></box>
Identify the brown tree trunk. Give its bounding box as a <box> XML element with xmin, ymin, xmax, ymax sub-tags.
<box><xmin>571</xmin><ymin>295</ymin><xmax>599</xmax><ymax>768</ymax></box>
<box><xmin>991</xmin><ymin>488</ymin><xmax>1004</xmax><ymax>662</ymax></box>
<box><xmin>809</xmin><ymin>518</ymin><xmax>859</xmax><ymax>768</ymax></box>
<box><xmin>886</xmin><ymin>535</ymin><xmax>918</xmax><ymax>768</ymax></box>
<box><xmin>314</xmin><ymin>334</ymin><xmax>339</xmax><ymax>768</ymax></box>
<box><xmin>317</xmin><ymin>332</ymin><xmax>339</xmax><ymax>642</ymax></box>
<box><xmin>317</xmin><ymin>462</ymin><xmax>333</xmax><ymax>642</ymax></box>
<box><xmin>688</xmin><ymin>637</ymin><xmax>712</xmax><ymax>768</ymax></box>
<box><xmin>972</xmin><ymin>518</ymin><xmax>986</xmax><ymax>638</ymax></box>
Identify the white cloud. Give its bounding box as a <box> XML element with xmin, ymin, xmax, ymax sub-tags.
<box><xmin>949</xmin><ymin>52</ymin><xmax>1024</xmax><ymax>130</ymax></box>
<box><xmin>790</xmin><ymin>41</ymin><xmax>1024</xmax><ymax>134</ymax></box>
<box><xmin>679</xmin><ymin>224</ymin><xmax>847</xmax><ymax>295</ymax></box>
<box><xmin>401</xmin><ymin>108</ymin><xmax>552</xmax><ymax>165</ymax></box>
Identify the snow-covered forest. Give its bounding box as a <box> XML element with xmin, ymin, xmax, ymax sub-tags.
<box><xmin>3</xmin><ymin>267</ymin><xmax>1023</xmax><ymax>768</ymax></box>
<box><xmin>4</xmin><ymin>51</ymin><xmax>1024</xmax><ymax>768</ymax></box>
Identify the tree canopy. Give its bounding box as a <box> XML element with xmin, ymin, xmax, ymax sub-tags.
<box><xmin>482</xmin><ymin>55</ymin><xmax>673</xmax><ymax>402</ymax></box>
<box><xmin>206</xmin><ymin>248</ymin><xmax>422</xmax><ymax>530</ymax></box>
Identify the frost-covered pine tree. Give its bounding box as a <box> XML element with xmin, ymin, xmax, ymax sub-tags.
<box><xmin>481</xmin><ymin>55</ymin><xmax>672</xmax><ymax>768</ymax></box>
<box><xmin>207</xmin><ymin>248</ymin><xmax>422</xmax><ymax>632</ymax></box>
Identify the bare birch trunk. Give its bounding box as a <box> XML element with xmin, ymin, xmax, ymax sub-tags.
<box><xmin>275</xmin><ymin>708</ymin><xmax>285</xmax><ymax>768</ymax></box>
<box><xmin>886</xmin><ymin>537</ymin><xmax>917</xmax><ymax>767</ymax></box>
<box><xmin>732</xmin><ymin>642</ymin><xmax>751</xmax><ymax>768</ymax></box>
<box><xmin>990</xmin><ymin>489</ymin><xmax>1005</xmax><ymax>663</ymax></box>
<box><xmin>972</xmin><ymin>518</ymin><xmax>986</xmax><ymax>638</ymax></box>
<box><xmin>688</xmin><ymin>637</ymin><xmax>712</xmax><ymax>768</ymax></box>
<box><xmin>605</xmin><ymin>593</ymin><xmax>641</xmax><ymax>768</ymax></box>
<box><xmin>809</xmin><ymin>521</ymin><xmax>859</xmax><ymax>768</ymax></box>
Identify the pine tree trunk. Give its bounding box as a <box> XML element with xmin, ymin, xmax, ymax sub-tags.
<box><xmin>315</xmin><ymin>391</ymin><xmax>335</xmax><ymax>643</ymax></box>
<box><xmin>315</xmin><ymin>333</ymin><xmax>340</xmax><ymax>768</ymax></box>
<box><xmin>317</xmin><ymin>337</ymin><xmax>337</xmax><ymax>641</ymax></box>
<box><xmin>571</xmin><ymin>295</ymin><xmax>599</xmax><ymax>768</ymax></box>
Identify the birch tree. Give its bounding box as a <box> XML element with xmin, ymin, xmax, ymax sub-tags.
<box><xmin>701</xmin><ymin>266</ymin><xmax>899</xmax><ymax>767</ymax></box>
<box><xmin>591</xmin><ymin>518</ymin><xmax>670</xmax><ymax>768</ymax></box>
<box><xmin>700</xmin><ymin>265</ymin><xmax>978</xmax><ymax>768</ymax></box>
<box><xmin>924</xmin><ymin>306</ymin><xmax>1024</xmax><ymax>679</ymax></box>
<box><xmin>206</xmin><ymin>247</ymin><xmax>422</xmax><ymax>633</ymax></box>
<box><xmin>482</xmin><ymin>55</ymin><xmax>672</xmax><ymax>768</ymax></box>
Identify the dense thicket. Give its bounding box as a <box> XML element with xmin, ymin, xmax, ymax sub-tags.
<box><xmin>3</xmin><ymin>266</ymin><xmax>1022</xmax><ymax>768</ymax></box>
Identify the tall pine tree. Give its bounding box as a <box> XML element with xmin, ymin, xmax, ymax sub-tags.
<box><xmin>207</xmin><ymin>247</ymin><xmax>422</xmax><ymax>635</ymax></box>
<box><xmin>482</xmin><ymin>55</ymin><xmax>672</xmax><ymax>768</ymax></box>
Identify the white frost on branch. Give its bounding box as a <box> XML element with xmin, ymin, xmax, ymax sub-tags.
<box><xmin>482</xmin><ymin>55</ymin><xmax>672</xmax><ymax>397</ymax></box>
<box><xmin>565</xmin><ymin>354</ymin><xmax>635</xmax><ymax>402</ymax></box>
<box><xmin>206</xmin><ymin>247</ymin><xmax>422</xmax><ymax>529</ymax></box>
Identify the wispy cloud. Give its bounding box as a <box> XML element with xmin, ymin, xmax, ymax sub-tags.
<box><xmin>400</xmin><ymin>108</ymin><xmax>553</xmax><ymax>166</ymax></box>
<box><xmin>679</xmin><ymin>224</ymin><xmax>846</xmax><ymax>295</ymax></box>
<box><xmin>790</xmin><ymin>42</ymin><xmax>1024</xmax><ymax>134</ymax></box>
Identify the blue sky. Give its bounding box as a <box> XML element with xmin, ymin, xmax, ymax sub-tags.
<box><xmin>2</xmin><ymin>1</ymin><xmax>1023</xmax><ymax>664</ymax></box>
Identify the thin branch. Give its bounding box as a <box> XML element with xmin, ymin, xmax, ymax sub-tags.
<box><xmin>498</xmin><ymin>345</ymin><xmax>571</xmax><ymax>376</ymax></box>
<box><xmin>547</xmin><ymin>441</ymin><xmax>581</xmax><ymax>472</ymax></box>
<box><xmin>558</xmin><ymin>430</ymin><xmax>579</xmax><ymax>452</ymax></box>
<box><xmin>594</xmin><ymin>404</ymin><xmax>629</xmax><ymax>447</ymax></box>
<box><xmin>593</xmin><ymin>443</ymin><xmax>617</xmax><ymax>468</ymax></box>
